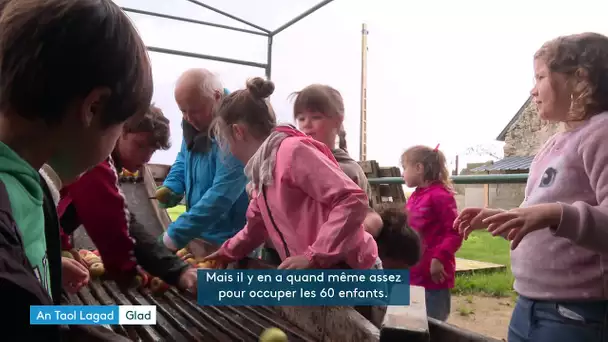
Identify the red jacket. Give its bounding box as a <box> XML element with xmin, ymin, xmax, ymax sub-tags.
<box><xmin>406</xmin><ymin>182</ymin><xmax>462</xmax><ymax>290</ymax></box>
<box><xmin>57</xmin><ymin>158</ymin><xmax>137</xmax><ymax>277</ymax></box>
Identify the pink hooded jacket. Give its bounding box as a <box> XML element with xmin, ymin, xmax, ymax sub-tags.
<box><xmin>220</xmin><ymin>126</ymin><xmax>378</xmax><ymax>269</ymax></box>
<box><xmin>406</xmin><ymin>182</ymin><xmax>462</xmax><ymax>290</ymax></box>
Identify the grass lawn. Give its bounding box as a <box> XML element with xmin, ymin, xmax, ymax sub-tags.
<box><xmin>166</xmin><ymin>205</ymin><xmax>513</xmax><ymax>297</ymax></box>
<box><xmin>454</xmin><ymin>231</ymin><xmax>514</xmax><ymax>297</ymax></box>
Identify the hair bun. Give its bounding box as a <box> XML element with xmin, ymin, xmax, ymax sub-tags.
<box><xmin>246</xmin><ymin>77</ymin><xmax>275</xmax><ymax>99</ymax></box>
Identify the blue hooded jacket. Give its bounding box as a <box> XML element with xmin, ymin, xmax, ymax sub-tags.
<box><xmin>162</xmin><ymin>119</ymin><xmax>249</xmax><ymax>249</ymax></box>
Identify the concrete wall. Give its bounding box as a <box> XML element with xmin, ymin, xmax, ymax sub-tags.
<box><xmin>456</xmin><ymin>183</ymin><xmax>524</xmax><ymax>210</ymax></box>
<box><xmin>455</xmin><ymin>164</ymin><xmax>525</xmax><ymax>210</ymax></box>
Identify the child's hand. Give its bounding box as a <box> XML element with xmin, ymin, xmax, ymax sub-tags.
<box><xmin>363</xmin><ymin>211</ymin><xmax>384</xmax><ymax>238</ymax></box>
<box><xmin>155</xmin><ymin>187</ymin><xmax>183</xmax><ymax>209</ymax></box>
<box><xmin>177</xmin><ymin>267</ymin><xmax>198</xmax><ymax>294</ymax></box>
<box><xmin>453</xmin><ymin>207</ymin><xmax>505</xmax><ymax>239</ymax></box>
<box><xmin>161</xmin><ymin>232</ymin><xmax>178</xmax><ymax>252</ymax></box>
<box><xmin>483</xmin><ymin>203</ymin><xmax>561</xmax><ymax>250</ymax></box>
<box><xmin>154</xmin><ymin>186</ymin><xmax>173</xmax><ymax>204</ymax></box>
<box><xmin>62</xmin><ymin>257</ymin><xmax>90</xmax><ymax>293</ymax></box>
<box><xmin>429</xmin><ymin>258</ymin><xmax>447</xmax><ymax>284</ymax></box>
<box><xmin>65</xmin><ymin>248</ymin><xmax>88</xmax><ymax>268</ymax></box>
<box><xmin>278</xmin><ymin>255</ymin><xmax>313</xmax><ymax>270</ymax></box>
<box><xmin>202</xmin><ymin>249</ymin><xmax>234</xmax><ymax>269</ymax></box>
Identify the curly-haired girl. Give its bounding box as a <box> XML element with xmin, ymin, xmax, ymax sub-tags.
<box><xmin>454</xmin><ymin>32</ymin><xmax>608</xmax><ymax>342</ymax></box>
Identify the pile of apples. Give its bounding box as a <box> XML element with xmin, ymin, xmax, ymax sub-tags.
<box><xmin>62</xmin><ymin>249</ymin><xmax>106</xmax><ymax>278</ymax></box>
<box><xmin>133</xmin><ymin>269</ymin><xmax>170</xmax><ymax>295</ymax></box>
<box><xmin>176</xmin><ymin>248</ymin><xmax>217</xmax><ymax>269</ymax></box>
<box><xmin>119</xmin><ymin>169</ymin><xmax>140</xmax><ymax>178</ymax></box>
<box><xmin>65</xmin><ymin>249</ymin><xmax>170</xmax><ymax>294</ymax></box>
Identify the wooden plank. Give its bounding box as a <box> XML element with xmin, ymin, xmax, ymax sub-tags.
<box><xmin>483</xmin><ymin>184</ymin><xmax>489</xmax><ymax>207</ymax></box>
<box><xmin>456</xmin><ymin>258</ymin><xmax>506</xmax><ymax>274</ymax></box>
<box><xmin>142</xmin><ymin>164</ymin><xmax>172</xmax><ymax>231</ymax></box>
<box><xmin>359</xmin><ymin>160</ymin><xmax>380</xmax><ymax>177</ymax></box>
<box><xmin>429</xmin><ymin>317</ymin><xmax>503</xmax><ymax>342</ymax></box>
<box><xmin>378</xmin><ymin>167</ymin><xmax>394</xmax><ymax>177</ymax></box>
<box><xmin>147</xmin><ymin>163</ymin><xmax>171</xmax><ymax>182</ymax></box>
<box><xmin>358</xmin><ymin>161</ymin><xmax>375</xmax><ymax>174</ymax></box>
<box><xmin>374</xmin><ymin>202</ymin><xmax>405</xmax><ymax>212</ymax></box>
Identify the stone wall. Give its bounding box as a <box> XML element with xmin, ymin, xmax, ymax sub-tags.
<box><xmin>503</xmin><ymin>100</ymin><xmax>560</xmax><ymax>157</ymax></box>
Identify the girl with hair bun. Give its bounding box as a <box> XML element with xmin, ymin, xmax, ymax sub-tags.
<box><xmin>204</xmin><ymin>77</ymin><xmax>380</xmax><ymax>272</ymax></box>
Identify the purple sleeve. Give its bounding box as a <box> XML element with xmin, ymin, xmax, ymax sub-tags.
<box><xmin>551</xmin><ymin>127</ymin><xmax>608</xmax><ymax>253</ymax></box>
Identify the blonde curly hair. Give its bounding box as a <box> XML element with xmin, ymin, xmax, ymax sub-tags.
<box><xmin>535</xmin><ymin>32</ymin><xmax>608</xmax><ymax>121</ymax></box>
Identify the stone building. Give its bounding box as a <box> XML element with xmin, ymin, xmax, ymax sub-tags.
<box><xmin>460</xmin><ymin>97</ymin><xmax>559</xmax><ymax>209</ymax></box>
<box><xmin>497</xmin><ymin>96</ymin><xmax>560</xmax><ymax>157</ymax></box>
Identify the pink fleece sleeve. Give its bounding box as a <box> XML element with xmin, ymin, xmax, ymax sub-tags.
<box><xmin>220</xmin><ymin>198</ymin><xmax>267</xmax><ymax>260</ymax></box>
<box><xmin>283</xmin><ymin>141</ymin><xmax>369</xmax><ymax>268</ymax></box>
<box><xmin>430</xmin><ymin>191</ymin><xmax>462</xmax><ymax>265</ymax></box>
<box><xmin>551</xmin><ymin>126</ymin><xmax>608</xmax><ymax>253</ymax></box>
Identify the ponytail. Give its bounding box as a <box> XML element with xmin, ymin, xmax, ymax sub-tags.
<box><xmin>338</xmin><ymin>126</ymin><xmax>347</xmax><ymax>151</ymax></box>
<box><xmin>438</xmin><ymin>155</ymin><xmax>453</xmax><ymax>191</ymax></box>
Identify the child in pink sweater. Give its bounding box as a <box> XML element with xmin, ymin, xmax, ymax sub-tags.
<box><xmin>402</xmin><ymin>145</ymin><xmax>462</xmax><ymax>321</ymax></box>
<box><xmin>292</xmin><ymin>84</ymin><xmax>420</xmax><ymax>269</ymax></box>
<box><xmin>204</xmin><ymin>77</ymin><xmax>379</xmax><ymax>271</ymax></box>
<box><xmin>455</xmin><ymin>32</ymin><xmax>608</xmax><ymax>342</ymax></box>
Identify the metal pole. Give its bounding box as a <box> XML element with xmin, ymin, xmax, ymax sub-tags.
<box><xmin>265</xmin><ymin>36</ymin><xmax>273</xmax><ymax>79</ymax></box>
<box><xmin>368</xmin><ymin>173</ymin><xmax>529</xmax><ymax>185</ymax></box>
<box><xmin>359</xmin><ymin>23</ymin><xmax>369</xmax><ymax>161</ymax></box>
<box><xmin>271</xmin><ymin>0</ymin><xmax>335</xmax><ymax>36</ymax></box>
<box><xmin>146</xmin><ymin>46</ymin><xmax>267</xmax><ymax>69</ymax></box>
<box><xmin>122</xmin><ymin>7</ymin><xmax>268</xmax><ymax>36</ymax></box>
<box><xmin>185</xmin><ymin>0</ymin><xmax>270</xmax><ymax>34</ymax></box>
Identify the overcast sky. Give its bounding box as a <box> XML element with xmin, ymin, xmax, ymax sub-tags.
<box><xmin>114</xmin><ymin>0</ymin><xmax>608</xmax><ymax>171</ymax></box>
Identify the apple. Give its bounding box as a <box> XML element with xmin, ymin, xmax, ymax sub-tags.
<box><xmin>62</xmin><ymin>251</ymin><xmax>74</xmax><ymax>259</ymax></box>
<box><xmin>149</xmin><ymin>277</ymin><xmax>169</xmax><ymax>294</ymax></box>
<box><xmin>134</xmin><ymin>273</ymin><xmax>150</xmax><ymax>288</ymax></box>
<box><xmin>78</xmin><ymin>249</ymin><xmax>90</xmax><ymax>258</ymax></box>
<box><xmin>259</xmin><ymin>327</ymin><xmax>288</xmax><ymax>342</ymax></box>
<box><xmin>83</xmin><ymin>254</ymin><xmax>101</xmax><ymax>263</ymax></box>
<box><xmin>91</xmin><ymin>250</ymin><xmax>100</xmax><ymax>256</ymax></box>
<box><xmin>197</xmin><ymin>260</ymin><xmax>216</xmax><ymax>269</ymax></box>
<box><xmin>180</xmin><ymin>254</ymin><xmax>194</xmax><ymax>262</ymax></box>
<box><xmin>83</xmin><ymin>255</ymin><xmax>101</xmax><ymax>266</ymax></box>
<box><xmin>89</xmin><ymin>263</ymin><xmax>105</xmax><ymax>278</ymax></box>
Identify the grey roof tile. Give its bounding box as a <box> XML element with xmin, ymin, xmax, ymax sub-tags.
<box><xmin>471</xmin><ymin>155</ymin><xmax>534</xmax><ymax>172</ymax></box>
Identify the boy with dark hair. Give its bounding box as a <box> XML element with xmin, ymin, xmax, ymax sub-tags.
<box><xmin>0</xmin><ymin>0</ymin><xmax>152</xmax><ymax>339</ymax></box>
<box><xmin>373</xmin><ymin>208</ymin><xmax>422</xmax><ymax>269</ymax></box>
<box><xmin>58</xmin><ymin>105</ymin><xmax>197</xmax><ymax>291</ymax></box>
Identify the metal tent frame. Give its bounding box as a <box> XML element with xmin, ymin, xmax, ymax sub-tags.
<box><xmin>122</xmin><ymin>0</ymin><xmax>335</xmax><ymax>79</ymax></box>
